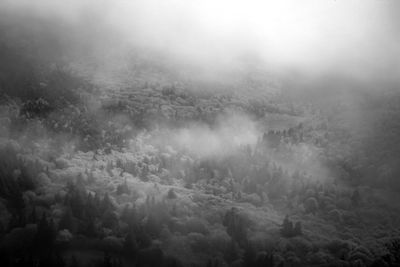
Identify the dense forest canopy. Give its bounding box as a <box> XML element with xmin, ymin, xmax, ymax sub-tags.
<box><xmin>0</xmin><ymin>1</ymin><xmax>400</xmax><ymax>267</ymax></box>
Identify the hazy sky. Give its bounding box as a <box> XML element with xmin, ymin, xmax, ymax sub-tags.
<box><xmin>109</xmin><ymin>0</ymin><xmax>400</xmax><ymax>80</ymax></box>
<box><xmin>1</xmin><ymin>0</ymin><xmax>399</xmax><ymax>84</ymax></box>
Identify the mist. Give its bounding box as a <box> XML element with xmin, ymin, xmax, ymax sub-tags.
<box><xmin>2</xmin><ymin>0</ymin><xmax>399</xmax><ymax>88</ymax></box>
<box><xmin>2</xmin><ymin>1</ymin><xmax>400</xmax><ymax>267</ymax></box>
<box><xmin>153</xmin><ymin>113</ymin><xmax>259</xmax><ymax>159</ymax></box>
<box><xmin>1</xmin><ymin>0</ymin><xmax>399</xmax><ymax>190</ymax></box>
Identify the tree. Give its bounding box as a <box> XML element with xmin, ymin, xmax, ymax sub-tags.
<box><xmin>103</xmin><ymin>252</ymin><xmax>113</xmax><ymax>267</ymax></box>
<box><xmin>102</xmin><ymin>210</ymin><xmax>118</xmax><ymax>229</ymax></box>
<box><xmin>85</xmin><ymin>192</ymin><xmax>99</xmax><ymax>218</ymax></box>
<box><xmin>243</xmin><ymin>243</ymin><xmax>256</xmax><ymax>267</ymax></box>
<box><xmin>255</xmin><ymin>252</ymin><xmax>275</xmax><ymax>267</ymax></box>
<box><xmin>206</xmin><ymin>258</ymin><xmax>221</xmax><ymax>267</ymax></box>
<box><xmin>29</xmin><ymin>206</ymin><xmax>37</xmax><ymax>223</ymax></box>
<box><xmin>140</xmin><ymin>165</ymin><xmax>149</xmax><ymax>181</ymax></box>
<box><xmin>59</xmin><ymin>208</ymin><xmax>75</xmax><ymax>232</ymax></box>
<box><xmin>167</xmin><ymin>188</ymin><xmax>177</xmax><ymax>199</ymax></box>
<box><xmin>223</xmin><ymin>207</ymin><xmax>248</xmax><ymax>246</ymax></box>
<box><xmin>101</xmin><ymin>193</ymin><xmax>114</xmax><ymax>214</ymax></box>
<box><xmin>67</xmin><ymin>187</ymin><xmax>85</xmax><ymax>219</ymax></box>
<box><xmin>35</xmin><ymin>213</ymin><xmax>56</xmax><ymax>251</ymax></box>
<box><xmin>136</xmin><ymin>225</ymin><xmax>152</xmax><ymax>249</ymax></box>
<box><xmin>351</xmin><ymin>189</ymin><xmax>361</xmax><ymax>206</ymax></box>
<box><xmin>124</xmin><ymin>230</ymin><xmax>138</xmax><ymax>256</ymax></box>
<box><xmin>69</xmin><ymin>255</ymin><xmax>80</xmax><ymax>267</ymax></box>
<box><xmin>280</xmin><ymin>215</ymin><xmax>302</xmax><ymax>238</ymax></box>
<box><xmin>224</xmin><ymin>240</ymin><xmax>241</xmax><ymax>264</ymax></box>
<box><xmin>116</xmin><ymin>179</ymin><xmax>130</xmax><ymax>195</ymax></box>
<box><xmin>294</xmin><ymin>221</ymin><xmax>302</xmax><ymax>236</ymax></box>
<box><xmin>280</xmin><ymin>215</ymin><xmax>293</xmax><ymax>237</ymax></box>
<box><xmin>85</xmin><ymin>216</ymin><xmax>98</xmax><ymax>238</ymax></box>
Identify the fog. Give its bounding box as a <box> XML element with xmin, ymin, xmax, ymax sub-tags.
<box><xmin>1</xmin><ymin>0</ymin><xmax>398</xmax><ymax>169</ymax></box>
<box><xmin>148</xmin><ymin>113</ymin><xmax>260</xmax><ymax>159</ymax></box>
<box><xmin>3</xmin><ymin>1</ymin><xmax>400</xmax><ymax>266</ymax></box>
<box><xmin>2</xmin><ymin>0</ymin><xmax>399</xmax><ymax>87</ymax></box>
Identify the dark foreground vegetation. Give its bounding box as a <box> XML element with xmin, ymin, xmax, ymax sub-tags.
<box><xmin>1</xmin><ymin>8</ymin><xmax>400</xmax><ymax>267</ymax></box>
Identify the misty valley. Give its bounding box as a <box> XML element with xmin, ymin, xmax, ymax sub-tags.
<box><xmin>1</xmin><ymin>1</ymin><xmax>400</xmax><ymax>267</ymax></box>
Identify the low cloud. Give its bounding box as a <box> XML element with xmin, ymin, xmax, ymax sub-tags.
<box><xmin>150</xmin><ymin>113</ymin><xmax>259</xmax><ymax>159</ymax></box>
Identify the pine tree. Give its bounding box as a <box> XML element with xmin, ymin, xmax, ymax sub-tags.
<box><xmin>280</xmin><ymin>215</ymin><xmax>293</xmax><ymax>237</ymax></box>
<box><xmin>167</xmin><ymin>188</ymin><xmax>177</xmax><ymax>199</ymax></box>
<box><xmin>59</xmin><ymin>208</ymin><xmax>75</xmax><ymax>232</ymax></box>
<box><xmin>280</xmin><ymin>216</ymin><xmax>302</xmax><ymax>237</ymax></box>
<box><xmin>223</xmin><ymin>208</ymin><xmax>248</xmax><ymax>246</ymax></box>
<box><xmin>29</xmin><ymin>206</ymin><xmax>37</xmax><ymax>223</ymax></box>
<box><xmin>86</xmin><ymin>216</ymin><xmax>98</xmax><ymax>238</ymax></box>
<box><xmin>116</xmin><ymin>179</ymin><xmax>130</xmax><ymax>195</ymax></box>
<box><xmin>69</xmin><ymin>188</ymin><xmax>85</xmax><ymax>219</ymax></box>
<box><xmin>48</xmin><ymin>218</ymin><xmax>57</xmax><ymax>245</ymax></box>
<box><xmin>124</xmin><ymin>230</ymin><xmax>138</xmax><ymax>256</ymax></box>
<box><xmin>294</xmin><ymin>221</ymin><xmax>302</xmax><ymax>236</ymax></box>
<box><xmin>101</xmin><ymin>193</ymin><xmax>114</xmax><ymax>214</ymax></box>
<box><xmin>351</xmin><ymin>189</ymin><xmax>361</xmax><ymax>206</ymax></box>
<box><xmin>35</xmin><ymin>213</ymin><xmax>56</xmax><ymax>250</ymax></box>
<box><xmin>243</xmin><ymin>243</ymin><xmax>256</xmax><ymax>267</ymax></box>
<box><xmin>224</xmin><ymin>240</ymin><xmax>240</xmax><ymax>264</ymax></box>
<box><xmin>70</xmin><ymin>255</ymin><xmax>79</xmax><ymax>267</ymax></box>
<box><xmin>103</xmin><ymin>252</ymin><xmax>113</xmax><ymax>267</ymax></box>
<box><xmin>85</xmin><ymin>192</ymin><xmax>100</xmax><ymax>218</ymax></box>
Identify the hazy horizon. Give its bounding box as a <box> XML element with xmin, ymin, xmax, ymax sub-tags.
<box><xmin>1</xmin><ymin>0</ymin><xmax>399</xmax><ymax>88</ymax></box>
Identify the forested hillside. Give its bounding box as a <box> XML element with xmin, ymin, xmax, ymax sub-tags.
<box><xmin>1</xmin><ymin>3</ymin><xmax>400</xmax><ymax>267</ymax></box>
